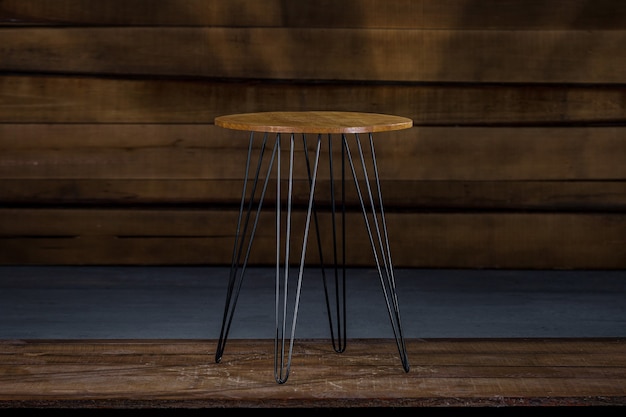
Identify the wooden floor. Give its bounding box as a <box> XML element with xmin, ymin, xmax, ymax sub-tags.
<box><xmin>1</xmin><ymin>338</ymin><xmax>625</xmax><ymax>409</ymax></box>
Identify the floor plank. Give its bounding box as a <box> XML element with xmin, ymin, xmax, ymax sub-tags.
<box><xmin>1</xmin><ymin>338</ymin><xmax>625</xmax><ymax>408</ymax></box>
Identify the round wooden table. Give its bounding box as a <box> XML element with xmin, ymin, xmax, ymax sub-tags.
<box><xmin>213</xmin><ymin>111</ymin><xmax>412</xmax><ymax>384</ymax></box>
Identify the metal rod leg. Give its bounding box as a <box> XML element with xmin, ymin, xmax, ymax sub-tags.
<box><xmin>343</xmin><ymin>133</ymin><xmax>410</xmax><ymax>372</ymax></box>
<box><xmin>302</xmin><ymin>134</ymin><xmax>346</xmax><ymax>353</ymax></box>
<box><xmin>326</xmin><ymin>134</ymin><xmax>347</xmax><ymax>353</ymax></box>
<box><xmin>215</xmin><ymin>132</ymin><xmax>277</xmax><ymax>363</ymax></box>
<box><xmin>274</xmin><ymin>133</ymin><xmax>322</xmax><ymax>384</ymax></box>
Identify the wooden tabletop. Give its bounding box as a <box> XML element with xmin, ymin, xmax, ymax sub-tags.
<box><xmin>214</xmin><ymin>111</ymin><xmax>413</xmax><ymax>134</ymax></box>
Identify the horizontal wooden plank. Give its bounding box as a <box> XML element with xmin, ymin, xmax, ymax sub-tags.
<box><xmin>2</xmin><ymin>76</ymin><xmax>625</xmax><ymax>125</ymax></box>
<box><xmin>2</xmin><ymin>179</ymin><xmax>626</xmax><ymax>211</ymax></box>
<box><xmin>2</xmin><ymin>28</ymin><xmax>626</xmax><ymax>83</ymax></box>
<box><xmin>1</xmin><ymin>209</ymin><xmax>624</xmax><ymax>268</ymax></box>
<box><xmin>1</xmin><ymin>339</ymin><xmax>625</xmax><ymax>408</ymax></box>
<box><xmin>6</xmin><ymin>350</ymin><xmax>626</xmax><ymax>368</ymax></box>
<box><xmin>2</xmin><ymin>125</ymin><xmax>625</xmax><ymax>181</ymax></box>
<box><xmin>1</xmin><ymin>0</ymin><xmax>625</xmax><ymax>29</ymax></box>
<box><xmin>4</xmin><ymin>338</ymin><xmax>626</xmax><ymax>357</ymax></box>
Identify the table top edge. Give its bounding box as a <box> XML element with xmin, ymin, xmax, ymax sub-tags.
<box><xmin>214</xmin><ymin>111</ymin><xmax>413</xmax><ymax>134</ymax></box>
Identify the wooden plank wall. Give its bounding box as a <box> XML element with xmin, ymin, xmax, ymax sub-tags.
<box><xmin>0</xmin><ymin>0</ymin><xmax>625</xmax><ymax>268</ymax></box>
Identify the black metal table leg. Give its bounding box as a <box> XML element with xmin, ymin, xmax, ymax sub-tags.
<box><xmin>216</xmin><ymin>127</ymin><xmax>410</xmax><ymax>383</ymax></box>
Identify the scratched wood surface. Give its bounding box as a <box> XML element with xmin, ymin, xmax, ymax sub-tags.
<box><xmin>1</xmin><ymin>338</ymin><xmax>625</xmax><ymax>408</ymax></box>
